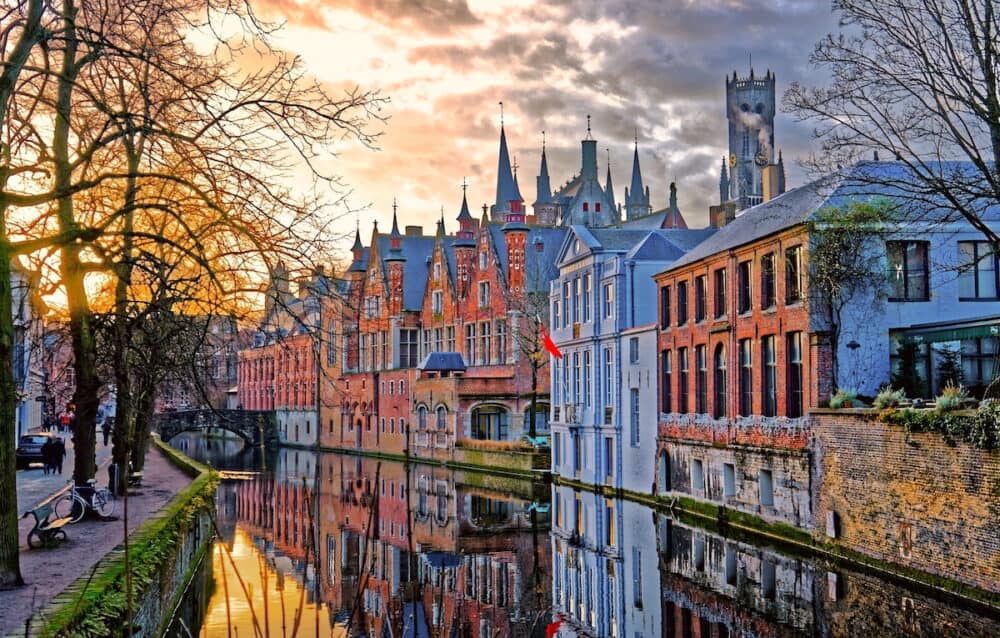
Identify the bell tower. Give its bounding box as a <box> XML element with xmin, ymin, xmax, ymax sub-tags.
<box><xmin>725</xmin><ymin>68</ymin><xmax>776</xmax><ymax>210</ymax></box>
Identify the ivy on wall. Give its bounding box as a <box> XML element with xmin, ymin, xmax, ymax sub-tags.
<box><xmin>878</xmin><ymin>402</ymin><xmax>1000</xmax><ymax>450</ymax></box>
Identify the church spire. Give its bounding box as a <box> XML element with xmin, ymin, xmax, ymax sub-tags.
<box><xmin>494</xmin><ymin>102</ymin><xmax>523</xmax><ymax>215</ymax></box>
<box><xmin>386</xmin><ymin>198</ymin><xmax>404</xmax><ymax>260</ymax></box>
<box><xmin>719</xmin><ymin>156</ymin><xmax>730</xmax><ymax>204</ymax></box>
<box><xmin>604</xmin><ymin>148</ymin><xmax>617</xmax><ymax>214</ymax></box>
<box><xmin>534</xmin><ymin>132</ymin><xmax>552</xmax><ymax>206</ymax></box>
<box><xmin>624</xmin><ymin>131</ymin><xmax>650</xmax><ymax>219</ymax></box>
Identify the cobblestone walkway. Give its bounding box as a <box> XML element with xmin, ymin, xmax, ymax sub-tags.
<box><xmin>0</xmin><ymin>443</ymin><xmax>191</xmax><ymax>637</ymax></box>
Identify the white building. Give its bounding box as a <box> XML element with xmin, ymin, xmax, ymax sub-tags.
<box><xmin>13</xmin><ymin>261</ymin><xmax>45</xmax><ymax>443</ymax></box>
<box><xmin>549</xmin><ymin>226</ymin><xmax>714</xmax><ymax>493</ymax></box>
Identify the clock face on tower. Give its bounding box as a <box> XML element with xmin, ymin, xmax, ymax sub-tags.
<box><xmin>755</xmin><ymin>150</ymin><xmax>769</xmax><ymax>167</ymax></box>
<box><xmin>729</xmin><ymin>153</ymin><xmax>737</xmax><ymax>169</ymax></box>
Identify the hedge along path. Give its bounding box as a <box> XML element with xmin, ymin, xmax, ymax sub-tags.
<box><xmin>1</xmin><ymin>436</ymin><xmax>210</xmax><ymax>637</ymax></box>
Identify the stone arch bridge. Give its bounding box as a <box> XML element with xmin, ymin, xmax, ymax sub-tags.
<box><xmin>152</xmin><ymin>409</ymin><xmax>279</xmax><ymax>448</ymax></box>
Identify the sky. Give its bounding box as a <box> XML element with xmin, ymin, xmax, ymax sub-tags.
<box><xmin>249</xmin><ymin>0</ymin><xmax>841</xmax><ymax>256</ymax></box>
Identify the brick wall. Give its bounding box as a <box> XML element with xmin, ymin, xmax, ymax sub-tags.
<box><xmin>812</xmin><ymin>410</ymin><xmax>1000</xmax><ymax>594</ymax></box>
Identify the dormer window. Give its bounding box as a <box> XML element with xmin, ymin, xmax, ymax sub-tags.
<box><xmin>595</xmin><ymin>202</ymin><xmax>601</xmax><ymax>212</ymax></box>
<box><xmin>583</xmin><ymin>202</ymin><xmax>589</xmax><ymax>212</ymax></box>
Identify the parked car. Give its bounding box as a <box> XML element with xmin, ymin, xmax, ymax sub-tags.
<box><xmin>16</xmin><ymin>432</ymin><xmax>61</xmax><ymax>470</ymax></box>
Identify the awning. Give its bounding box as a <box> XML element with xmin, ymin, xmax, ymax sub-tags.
<box><xmin>894</xmin><ymin>316</ymin><xmax>1000</xmax><ymax>344</ymax></box>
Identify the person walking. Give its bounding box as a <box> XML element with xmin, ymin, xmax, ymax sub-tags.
<box><xmin>53</xmin><ymin>437</ymin><xmax>66</xmax><ymax>474</ymax></box>
<box><xmin>40</xmin><ymin>438</ymin><xmax>54</xmax><ymax>474</ymax></box>
<box><xmin>101</xmin><ymin>419</ymin><xmax>111</xmax><ymax>446</ymax></box>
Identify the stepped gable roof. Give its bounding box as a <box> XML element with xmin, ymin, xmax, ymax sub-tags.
<box><xmin>417</xmin><ymin>351</ymin><xmax>466</xmax><ymax>372</ymax></box>
<box><xmin>375</xmin><ymin>234</ymin><xmax>436</xmax><ymax>310</ymax></box>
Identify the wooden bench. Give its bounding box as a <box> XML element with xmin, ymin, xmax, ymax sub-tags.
<box><xmin>23</xmin><ymin>503</ymin><xmax>71</xmax><ymax>549</ymax></box>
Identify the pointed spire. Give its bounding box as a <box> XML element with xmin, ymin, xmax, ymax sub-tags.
<box><xmin>390</xmin><ymin>198</ymin><xmax>401</xmax><ymax>237</ymax></box>
<box><xmin>437</xmin><ymin>207</ymin><xmax>445</xmax><ymax>237</ymax></box>
<box><xmin>777</xmin><ymin>149</ymin><xmax>786</xmax><ymax>195</ymax></box>
<box><xmin>481</xmin><ymin>203</ymin><xmax>490</xmax><ymax>224</ymax></box>
<box><xmin>534</xmin><ymin>132</ymin><xmax>552</xmax><ymax>206</ymax></box>
<box><xmin>351</xmin><ymin>220</ymin><xmax>363</xmax><ymax>252</ymax></box>
<box><xmin>494</xmin><ymin>119</ymin><xmax>521</xmax><ymax>214</ymax></box>
<box><xmin>719</xmin><ymin>156</ymin><xmax>731</xmax><ymax>204</ymax></box>
<box><xmin>624</xmin><ymin>133</ymin><xmax>649</xmax><ymax>219</ymax></box>
<box><xmin>604</xmin><ymin>148</ymin><xmax>617</xmax><ymax>213</ymax></box>
<box><xmin>457</xmin><ymin>178</ymin><xmax>473</xmax><ymax>221</ymax></box>
<box><xmin>585</xmin><ymin>114</ymin><xmax>592</xmax><ymax>140</ymax></box>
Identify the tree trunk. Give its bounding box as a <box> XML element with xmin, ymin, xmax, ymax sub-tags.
<box><xmin>0</xmin><ymin>244</ymin><xmax>22</xmax><ymax>588</ymax></box>
<box><xmin>130</xmin><ymin>389</ymin><xmax>155</xmax><ymax>473</ymax></box>
<box><xmin>528</xmin><ymin>362</ymin><xmax>538</xmax><ymax>439</ymax></box>
<box><xmin>0</xmin><ymin>0</ymin><xmax>45</xmax><ymax>591</ymax></box>
<box><xmin>54</xmin><ymin>0</ymin><xmax>99</xmax><ymax>487</ymax></box>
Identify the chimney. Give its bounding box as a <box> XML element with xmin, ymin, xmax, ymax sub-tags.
<box><xmin>762</xmin><ymin>164</ymin><xmax>782</xmax><ymax>202</ymax></box>
<box><xmin>404</xmin><ymin>225</ymin><xmax>423</xmax><ymax>237</ymax></box>
<box><xmin>709</xmin><ymin>201</ymin><xmax>737</xmax><ymax>229</ymax></box>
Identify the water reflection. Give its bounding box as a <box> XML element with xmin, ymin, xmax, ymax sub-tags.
<box><xmin>168</xmin><ymin>437</ymin><xmax>1000</xmax><ymax>638</ymax></box>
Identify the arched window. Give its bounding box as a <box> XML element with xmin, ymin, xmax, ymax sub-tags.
<box><xmin>417</xmin><ymin>406</ymin><xmax>428</xmax><ymax>430</ymax></box>
<box><xmin>714</xmin><ymin>344</ymin><xmax>727</xmax><ymax>418</ymax></box>
<box><xmin>436</xmin><ymin>405</ymin><xmax>447</xmax><ymax>430</ymax></box>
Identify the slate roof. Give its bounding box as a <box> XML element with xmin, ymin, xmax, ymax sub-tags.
<box><xmin>485</xmin><ymin>223</ymin><xmax>568</xmax><ymax>292</ymax></box>
<box><xmin>375</xmin><ymin>234</ymin><xmax>436</xmax><ymax>311</ymax></box>
<box><xmin>418</xmin><ymin>351</ymin><xmax>466</xmax><ymax>372</ymax></box>
<box><xmin>665</xmin><ymin>161</ymin><xmax>1000</xmax><ymax>272</ymax></box>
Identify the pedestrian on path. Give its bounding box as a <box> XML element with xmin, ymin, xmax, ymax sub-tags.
<box><xmin>40</xmin><ymin>439</ymin><xmax>54</xmax><ymax>474</ymax></box>
<box><xmin>54</xmin><ymin>438</ymin><xmax>66</xmax><ymax>474</ymax></box>
<box><xmin>101</xmin><ymin>419</ymin><xmax>111</xmax><ymax>446</ymax></box>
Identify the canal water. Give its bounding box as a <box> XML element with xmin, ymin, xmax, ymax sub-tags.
<box><xmin>163</xmin><ymin>432</ymin><xmax>1000</xmax><ymax>637</ymax></box>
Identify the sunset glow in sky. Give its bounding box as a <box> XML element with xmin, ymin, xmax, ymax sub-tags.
<box><xmin>250</xmin><ymin>0</ymin><xmax>838</xmax><ymax>253</ymax></box>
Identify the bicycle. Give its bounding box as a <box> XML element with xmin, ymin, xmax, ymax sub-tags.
<box><xmin>53</xmin><ymin>479</ymin><xmax>116</xmax><ymax>523</ymax></box>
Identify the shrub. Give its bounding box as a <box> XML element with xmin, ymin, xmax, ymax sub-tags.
<box><xmin>878</xmin><ymin>400</ymin><xmax>1000</xmax><ymax>449</ymax></box>
<box><xmin>873</xmin><ymin>386</ymin><xmax>906</xmax><ymax>410</ymax></box>
<box><xmin>936</xmin><ymin>383</ymin><xmax>969</xmax><ymax>413</ymax></box>
<box><xmin>829</xmin><ymin>388</ymin><xmax>859</xmax><ymax>409</ymax></box>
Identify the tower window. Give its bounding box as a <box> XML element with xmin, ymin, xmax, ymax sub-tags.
<box><xmin>595</xmin><ymin>202</ymin><xmax>601</xmax><ymax>212</ymax></box>
<box><xmin>583</xmin><ymin>202</ymin><xmax>589</xmax><ymax>212</ymax></box>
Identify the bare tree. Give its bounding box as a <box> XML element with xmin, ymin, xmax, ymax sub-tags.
<box><xmin>785</xmin><ymin>0</ymin><xmax>1000</xmax><ymax>245</ymax></box>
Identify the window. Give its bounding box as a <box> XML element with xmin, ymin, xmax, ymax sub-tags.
<box><xmin>447</xmin><ymin>326</ymin><xmax>456</xmax><ymax>351</ymax></box>
<box><xmin>471</xmin><ymin>405</ymin><xmax>509</xmax><ymax>440</ymax></box>
<box><xmin>479</xmin><ymin>321</ymin><xmax>491</xmax><ymax>365</ymax></box>
<box><xmin>554</xmin><ymin>432</ymin><xmax>562</xmax><ymax>468</ymax></box>
<box><xmin>958</xmin><ymin>241</ymin><xmax>999</xmax><ymax>299</ymax></box>
<box><xmin>762</xmin><ymin>336</ymin><xmax>777</xmax><ymax>417</ymax></box>
<box><xmin>761</xmin><ymin>253</ymin><xmax>776</xmax><ymax>308</ymax></box>
<box><xmin>759</xmin><ymin>469</ymin><xmax>774</xmax><ymax>507</ymax></box>
<box><xmin>563</xmin><ymin>281</ymin><xmax>571</xmax><ymax>327</ymax></box>
<box><xmin>604</xmin><ymin>347</ymin><xmax>614</xmax><ymax>405</ymax></box>
<box><xmin>677</xmin><ymin>281</ymin><xmax>688</xmax><ymax>325</ymax></box>
<box><xmin>694</xmin><ymin>276</ymin><xmax>706</xmax><ymax>322</ymax></box>
<box><xmin>479</xmin><ymin>250</ymin><xmax>487</xmax><ymax>270</ymax></box>
<box><xmin>725</xmin><ymin>546</ymin><xmax>738</xmax><ymax>586</ymax></box>
<box><xmin>573</xmin><ymin>432</ymin><xmax>582</xmax><ymax>473</ymax></box>
<box><xmin>573</xmin><ymin>352</ymin><xmax>581</xmax><ymax>403</ymax></box>
<box><xmin>632</xmin><ymin>547</ymin><xmax>643</xmax><ymax>608</ymax></box>
<box><xmin>787</xmin><ymin>332</ymin><xmax>803</xmax><ymax>417</ymax></box>
<box><xmin>630</xmin><ymin>388</ymin><xmax>640</xmax><ymax>446</ymax></box>
<box><xmin>465</xmin><ymin>323</ymin><xmax>476</xmax><ymax>363</ymax></box>
<box><xmin>604</xmin><ymin>437</ymin><xmax>613</xmax><ymax>481</ymax></box>
<box><xmin>887</xmin><ymin>241</ymin><xmax>929</xmax><ymax>301</ymax></box>
<box><xmin>723</xmin><ymin>463</ymin><xmax>736</xmax><ymax>498</ymax></box>
<box><xmin>583</xmin><ymin>349</ymin><xmax>592</xmax><ymax>407</ymax></box>
<box><xmin>326</xmin><ymin>320</ymin><xmax>337</xmax><ymax>366</ymax></box>
<box><xmin>553</xmin><ymin>298</ymin><xmax>560</xmax><ymax>327</ymax></box>
<box><xmin>738</xmin><ymin>260</ymin><xmax>752</xmax><ymax>313</ymax></box>
<box><xmin>691</xmin><ymin>459</ymin><xmax>705</xmax><ymax>491</ymax></box>
<box><xmin>695</xmin><ymin>345</ymin><xmax>708</xmax><ymax>414</ymax></box>
<box><xmin>436</xmin><ymin>405</ymin><xmax>447</xmax><ymax>430</ymax></box>
<box><xmin>628</xmin><ymin>337</ymin><xmax>639</xmax><ymax>363</ymax></box>
<box><xmin>961</xmin><ymin>337</ymin><xmax>999</xmax><ymax>396</ymax></box>
<box><xmin>433</xmin><ymin>262</ymin><xmax>441</xmax><ymax>281</ymax></box>
<box><xmin>417</xmin><ymin>406</ymin><xmax>428</xmax><ymax>429</ymax></box>
<box><xmin>422</xmin><ymin>329</ymin><xmax>431</xmax><ymax>360</ymax></box>
<box><xmin>714</xmin><ymin>268</ymin><xmax>727</xmax><ymax>318</ymax></box>
<box><xmin>582</xmin><ymin>274</ymin><xmax>591</xmax><ymax>322</ymax></box>
<box><xmin>583</xmin><ymin>202</ymin><xmax>589</xmax><ymax>212</ymax></box>
<box><xmin>495</xmin><ymin>320</ymin><xmax>507</xmax><ymax>363</ymax></box>
<box><xmin>604</xmin><ymin>283</ymin><xmax>615</xmax><ymax>319</ymax></box>
<box><xmin>604</xmin><ymin>498</ymin><xmax>614</xmax><ymax>544</ymax></box>
<box><xmin>660</xmin><ymin>285</ymin><xmax>671</xmax><ymax>328</ymax></box>
<box><xmin>432</xmin><ymin>290</ymin><xmax>443</xmax><ymax>314</ymax></box>
<box><xmin>595</xmin><ymin>202</ymin><xmax>601</xmax><ymax>213</ymax></box>
<box><xmin>739</xmin><ymin>339</ymin><xmax>753</xmax><ymax>416</ymax></box>
<box><xmin>762</xmin><ymin>560</ymin><xmax>776</xmax><ymax>599</ymax></box>
<box><xmin>478</xmin><ymin>281</ymin><xmax>491</xmax><ymax>308</ymax></box>
<box><xmin>573</xmin><ymin>278</ymin><xmax>581</xmax><ymax>322</ymax></box>
<box><xmin>714</xmin><ymin>344</ymin><xmax>727</xmax><ymax>418</ymax></box>
<box><xmin>678</xmin><ymin>348</ymin><xmax>689</xmax><ymax>413</ymax></box>
<box><xmin>400</xmin><ymin>329</ymin><xmax>419</xmax><ymax>368</ymax></box>
<box><xmin>785</xmin><ymin>246</ymin><xmax>802</xmax><ymax>304</ymax></box>
<box><xmin>661</xmin><ymin>350</ymin><xmax>672</xmax><ymax>414</ymax></box>
<box><xmin>434</xmin><ymin>327</ymin><xmax>443</xmax><ymax>352</ymax></box>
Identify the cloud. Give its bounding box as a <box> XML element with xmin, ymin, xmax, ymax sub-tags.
<box><xmin>250</xmin><ymin>0</ymin><xmax>841</xmax><ymax>244</ymax></box>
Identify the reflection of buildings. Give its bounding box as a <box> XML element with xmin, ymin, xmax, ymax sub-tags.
<box><xmin>227</xmin><ymin>451</ymin><xmax>551</xmax><ymax>637</ymax></box>
<box><xmin>550</xmin><ymin>485</ymin><xmax>660</xmax><ymax>638</ymax></box>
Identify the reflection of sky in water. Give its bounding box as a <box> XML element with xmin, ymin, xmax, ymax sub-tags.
<box><xmin>202</xmin><ymin>528</ymin><xmax>347</xmax><ymax>638</ymax></box>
